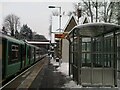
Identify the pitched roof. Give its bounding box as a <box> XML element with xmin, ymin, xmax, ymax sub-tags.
<box><xmin>64</xmin><ymin>15</ymin><xmax>78</xmax><ymax>32</ymax></box>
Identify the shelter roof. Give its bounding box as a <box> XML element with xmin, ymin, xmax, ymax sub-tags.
<box><xmin>67</xmin><ymin>23</ymin><xmax>120</xmax><ymax>37</ymax></box>
<box><xmin>26</xmin><ymin>40</ymin><xmax>50</xmax><ymax>44</ymax></box>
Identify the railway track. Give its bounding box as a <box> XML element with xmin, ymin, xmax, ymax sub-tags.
<box><xmin>0</xmin><ymin>56</ymin><xmax>49</xmax><ymax>89</ymax></box>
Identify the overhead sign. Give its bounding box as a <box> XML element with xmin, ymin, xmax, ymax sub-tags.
<box><xmin>55</xmin><ymin>34</ymin><xmax>65</xmax><ymax>39</ymax></box>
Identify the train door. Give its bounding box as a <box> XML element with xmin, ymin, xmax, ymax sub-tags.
<box><xmin>2</xmin><ymin>38</ymin><xmax>7</xmax><ymax>79</ymax></box>
<box><xmin>26</xmin><ymin>45</ymin><xmax>30</xmax><ymax>66</ymax></box>
<box><xmin>29</xmin><ymin>46</ymin><xmax>34</xmax><ymax>65</ymax></box>
<box><xmin>6</xmin><ymin>41</ymin><xmax>21</xmax><ymax>77</ymax></box>
<box><xmin>21</xmin><ymin>44</ymin><xmax>26</xmax><ymax>69</ymax></box>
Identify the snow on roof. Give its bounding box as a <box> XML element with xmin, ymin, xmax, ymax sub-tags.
<box><xmin>67</xmin><ymin>22</ymin><xmax>120</xmax><ymax>37</ymax></box>
<box><xmin>63</xmin><ymin>15</ymin><xmax>78</xmax><ymax>32</ymax></box>
<box><xmin>52</xmin><ymin>16</ymin><xmax>69</xmax><ymax>32</ymax></box>
<box><xmin>26</xmin><ymin>41</ymin><xmax>50</xmax><ymax>44</ymax></box>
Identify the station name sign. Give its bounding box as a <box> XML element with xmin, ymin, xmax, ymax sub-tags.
<box><xmin>55</xmin><ymin>34</ymin><xmax>65</xmax><ymax>39</ymax></box>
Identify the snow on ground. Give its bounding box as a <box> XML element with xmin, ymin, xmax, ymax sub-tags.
<box><xmin>50</xmin><ymin>58</ymin><xmax>69</xmax><ymax>75</ymax></box>
<box><xmin>57</xmin><ymin>63</ymin><xmax>69</xmax><ymax>76</ymax></box>
<box><xmin>50</xmin><ymin>57</ymin><xmax>59</xmax><ymax>66</ymax></box>
<box><xmin>50</xmin><ymin>58</ymin><xmax>120</xmax><ymax>89</ymax></box>
<box><xmin>62</xmin><ymin>80</ymin><xmax>82</xmax><ymax>88</ymax></box>
<box><xmin>50</xmin><ymin>58</ymin><xmax>82</xmax><ymax>88</ymax></box>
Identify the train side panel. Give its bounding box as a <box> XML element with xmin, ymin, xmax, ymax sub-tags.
<box><xmin>6</xmin><ymin>41</ymin><xmax>21</xmax><ymax>77</ymax></box>
<box><xmin>20</xmin><ymin>44</ymin><xmax>26</xmax><ymax>69</ymax></box>
<box><xmin>29</xmin><ymin>45</ymin><xmax>35</xmax><ymax>65</ymax></box>
<box><xmin>2</xmin><ymin>34</ymin><xmax>47</xmax><ymax>80</ymax></box>
<box><xmin>2</xmin><ymin>38</ymin><xmax>7</xmax><ymax>79</ymax></box>
<box><xmin>3</xmin><ymin>38</ymin><xmax>21</xmax><ymax>78</ymax></box>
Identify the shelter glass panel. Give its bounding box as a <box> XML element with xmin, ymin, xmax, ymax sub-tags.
<box><xmin>82</xmin><ymin>53</ymin><xmax>91</xmax><ymax>67</ymax></box>
<box><xmin>81</xmin><ymin>38</ymin><xmax>91</xmax><ymax>67</ymax></box>
<box><xmin>73</xmin><ymin>37</ymin><xmax>78</xmax><ymax>66</ymax></box>
<box><xmin>117</xmin><ymin>33</ymin><xmax>120</xmax><ymax>80</ymax></box>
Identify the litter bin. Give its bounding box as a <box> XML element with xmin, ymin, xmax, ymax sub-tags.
<box><xmin>56</xmin><ymin>58</ymin><xmax>59</xmax><ymax>62</ymax></box>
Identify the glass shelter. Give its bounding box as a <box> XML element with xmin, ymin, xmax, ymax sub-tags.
<box><xmin>67</xmin><ymin>23</ymin><xmax>120</xmax><ymax>86</ymax></box>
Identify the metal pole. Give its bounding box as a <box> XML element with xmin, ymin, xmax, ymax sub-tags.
<box><xmin>59</xmin><ymin>7</ymin><xmax>61</xmax><ymax>32</ymax></box>
<box><xmin>48</xmin><ymin>5</ymin><xmax>62</xmax><ymax>66</ymax></box>
<box><xmin>58</xmin><ymin>7</ymin><xmax>62</xmax><ymax>66</ymax></box>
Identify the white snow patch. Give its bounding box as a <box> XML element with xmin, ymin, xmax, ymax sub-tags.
<box><xmin>55</xmin><ymin>61</ymin><xmax>82</xmax><ymax>88</ymax></box>
<box><xmin>50</xmin><ymin>58</ymin><xmax>82</xmax><ymax>88</ymax></box>
<box><xmin>62</xmin><ymin>80</ymin><xmax>82</xmax><ymax>88</ymax></box>
<box><xmin>57</xmin><ymin>63</ymin><xmax>69</xmax><ymax>76</ymax></box>
<box><xmin>50</xmin><ymin>58</ymin><xmax>59</xmax><ymax>66</ymax></box>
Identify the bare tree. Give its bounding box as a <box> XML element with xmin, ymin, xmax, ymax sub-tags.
<box><xmin>100</xmin><ymin>1</ymin><xmax>115</xmax><ymax>23</ymax></box>
<box><xmin>69</xmin><ymin>1</ymin><xmax>94</xmax><ymax>22</ymax></box>
<box><xmin>70</xmin><ymin>0</ymin><xmax>117</xmax><ymax>23</ymax></box>
<box><xmin>83</xmin><ymin>0</ymin><xmax>94</xmax><ymax>22</ymax></box>
<box><xmin>52</xmin><ymin>10</ymin><xmax>59</xmax><ymax>16</ymax></box>
<box><xmin>3</xmin><ymin>14</ymin><xmax>20</xmax><ymax>36</ymax></box>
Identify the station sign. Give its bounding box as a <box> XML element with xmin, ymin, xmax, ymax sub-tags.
<box><xmin>55</xmin><ymin>34</ymin><xmax>65</xmax><ymax>39</ymax></box>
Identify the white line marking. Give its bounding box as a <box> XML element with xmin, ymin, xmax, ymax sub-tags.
<box><xmin>0</xmin><ymin>56</ymin><xmax>46</xmax><ymax>89</ymax></box>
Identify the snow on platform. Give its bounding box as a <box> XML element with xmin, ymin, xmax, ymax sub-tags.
<box><xmin>50</xmin><ymin>58</ymin><xmax>119</xmax><ymax>90</ymax></box>
<box><xmin>50</xmin><ymin>58</ymin><xmax>82</xmax><ymax>88</ymax></box>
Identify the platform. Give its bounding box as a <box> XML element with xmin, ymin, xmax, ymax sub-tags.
<box><xmin>3</xmin><ymin>56</ymin><xmax>120</xmax><ymax>90</ymax></box>
<box><xmin>29</xmin><ymin>58</ymin><xmax>119</xmax><ymax>90</ymax></box>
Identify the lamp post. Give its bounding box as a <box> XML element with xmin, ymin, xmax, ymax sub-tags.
<box><xmin>48</xmin><ymin>5</ymin><xmax>62</xmax><ymax>66</ymax></box>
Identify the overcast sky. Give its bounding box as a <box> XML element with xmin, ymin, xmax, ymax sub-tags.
<box><xmin>0</xmin><ymin>2</ymin><xmax>75</xmax><ymax>39</ymax></box>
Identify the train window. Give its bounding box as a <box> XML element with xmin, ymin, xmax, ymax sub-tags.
<box><xmin>11</xmin><ymin>45</ymin><xmax>19</xmax><ymax>60</ymax></box>
<box><xmin>8</xmin><ymin>44</ymin><xmax>19</xmax><ymax>64</ymax></box>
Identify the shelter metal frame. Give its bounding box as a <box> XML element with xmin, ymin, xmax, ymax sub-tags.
<box><xmin>67</xmin><ymin>23</ymin><xmax>120</xmax><ymax>87</ymax></box>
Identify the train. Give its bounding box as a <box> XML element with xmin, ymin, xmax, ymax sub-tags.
<box><xmin>0</xmin><ymin>33</ymin><xmax>48</xmax><ymax>82</ymax></box>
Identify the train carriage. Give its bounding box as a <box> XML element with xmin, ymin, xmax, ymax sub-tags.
<box><xmin>1</xmin><ymin>33</ymin><xmax>47</xmax><ymax>82</ymax></box>
<box><xmin>25</xmin><ymin>44</ymin><xmax>36</xmax><ymax>66</ymax></box>
<box><xmin>1</xmin><ymin>34</ymin><xmax>25</xmax><ymax>79</ymax></box>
